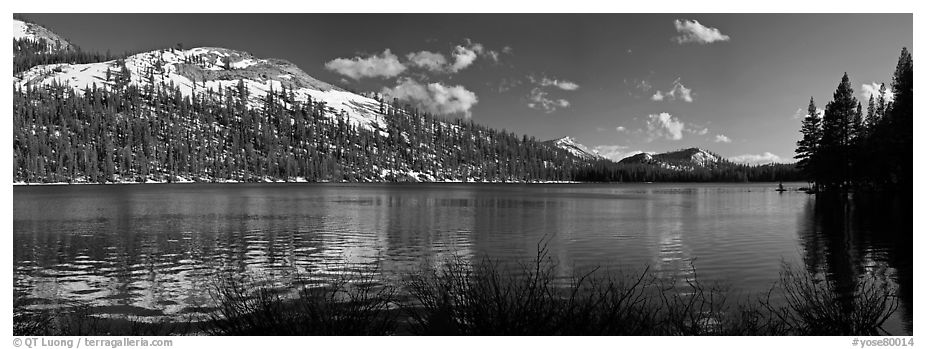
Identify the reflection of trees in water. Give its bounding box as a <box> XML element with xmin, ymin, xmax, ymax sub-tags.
<box><xmin>796</xmin><ymin>192</ymin><xmax>912</xmax><ymax>334</ymax></box>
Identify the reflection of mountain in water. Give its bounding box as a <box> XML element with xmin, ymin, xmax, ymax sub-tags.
<box><xmin>14</xmin><ymin>183</ymin><xmax>911</xmax><ymax>332</ymax></box>
<box><xmin>796</xmin><ymin>192</ymin><xmax>912</xmax><ymax>335</ymax></box>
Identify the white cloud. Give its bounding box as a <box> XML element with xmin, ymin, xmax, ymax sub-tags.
<box><xmin>547</xmin><ymin>79</ymin><xmax>579</xmax><ymax>91</ymax></box>
<box><xmin>451</xmin><ymin>39</ymin><xmax>502</xmax><ymax>71</ymax></box>
<box><xmin>672</xmin><ymin>19</ymin><xmax>730</xmax><ymax>44</ymax></box>
<box><xmin>691</xmin><ymin>127</ymin><xmax>709</xmax><ymax>135</ymax></box>
<box><xmin>527</xmin><ymin>88</ymin><xmax>571</xmax><ymax>113</ymax></box>
<box><xmin>616</xmin><ymin>126</ymin><xmax>627</xmax><ymax>132</ymax></box>
<box><xmin>714</xmin><ymin>134</ymin><xmax>732</xmax><ymax>143</ymax></box>
<box><xmin>651</xmin><ymin>90</ymin><xmax>665</xmax><ymax>101</ymax></box>
<box><xmin>729</xmin><ymin>152</ymin><xmax>784</xmax><ymax>165</ymax></box>
<box><xmin>407</xmin><ymin>40</ymin><xmax>499</xmax><ymax>73</ymax></box>
<box><xmin>530</xmin><ymin>75</ymin><xmax>580</xmax><ymax>91</ymax></box>
<box><xmin>325</xmin><ymin>49</ymin><xmax>407</xmax><ymax>79</ymax></box>
<box><xmin>592</xmin><ymin>145</ymin><xmax>653</xmax><ymax>162</ymax></box>
<box><xmin>381</xmin><ymin>78</ymin><xmax>478</xmax><ymax>117</ymax></box>
<box><xmin>672</xmin><ymin>80</ymin><xmax>693</xmax><ymax>102</ymax></box>
<box><xmin>860</xmin><ymin>82</ymin><xmax>895</xmax><ymax>103</ymax></box>
<box><xmin>406</xmin><ymin>51</ymin><xmax>448</xmax><ymax>72</ymax></box>
<box><xmin>646</xmin><ymin>112</ymin><xmax>685</xmax><ymax>141</ymax></box>
<box><xmin>450</xmin><ymin>44</ymin><xmax>480</xmax><ymax>72</ymax></box>
<box><xmin>652</xmin><ymin>78</ymin><xmax>693</xmax><ymax>102</ymax></box>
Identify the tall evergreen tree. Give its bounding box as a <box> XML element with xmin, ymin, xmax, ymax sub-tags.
<box><xmin>795</xmin><ymin>97</ymin><xmax>822</xmax><ymax>187</ymax></box>
<box><xmin>886</xmin><ymin>47</ymin><xmax>913</xmax><ymax>187</ymax></box>
<box><xmin>820</xmin><ymin>73</ymin><xmax>857</xmax><ymax>190</ymax></box>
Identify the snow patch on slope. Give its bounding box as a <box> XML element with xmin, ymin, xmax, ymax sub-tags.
<box><xmin>15</xmin><ymin>47</ymin><xmax>389</xmax><ymax>131</ymax></box>
<box><xmin>547</xmin><ymin>136</ymin><xmax>605</xmax><ymax>160</ymax></box>
<box><xmin>13</xmin><ymin>19</ymin><xmax>72</xmax><ymax>52</ymax></box>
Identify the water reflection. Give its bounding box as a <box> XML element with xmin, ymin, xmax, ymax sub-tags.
<box><xmin>13</xmin><ymin>183</ymin><xmax>911</xmax><ymax>334</ymax></box>
<box><xmin>796</xmin><ymin>192</ymin><xmax>912</xmax><ymax>334</ymax></box>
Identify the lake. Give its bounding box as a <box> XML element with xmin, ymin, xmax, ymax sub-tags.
<box><xmin>12</xmin><ymin>182</ymin><xmax>912</xmax><ymax>334</ymax></box>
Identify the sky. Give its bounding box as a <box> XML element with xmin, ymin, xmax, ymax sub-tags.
<box><xmin>19</xmin><ymin>13</ymin><xmax>912</xmax><ymax>164</ymax></box>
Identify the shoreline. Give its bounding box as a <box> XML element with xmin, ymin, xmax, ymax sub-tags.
<box><xmin>12</xmin><ymin>180</ymin><xmax>806</xmax><ymax>186</ymax></box>
<box><xmin>12</xmin><ymin>179</ymin><xmax>586</xmax><ymax>186</ymax></box>
<box><xmin>15</xmin><ymin>255</ymin><xmax>903</xmax><ymax>336</ymax></box>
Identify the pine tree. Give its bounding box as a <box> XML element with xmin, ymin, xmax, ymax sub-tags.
<box><xmin>850</xmin><ymin>102</ymin><xmax>863</xmax><ymax>143</ymax></box>
<box><xmin>795</xmin><ymin>97</ymin><xmax>822</xmax><ymax>188</ymax></box>
<box><xmin>875</xmin><ymin>83</ymin><xmax>889</xmax><ymax>122</ymax></box>
<box><xmin>820</xmin><ymin>73</ymin><xmax>857</xmax><ymax>190</ymax></box>
<box><xmin>865</xmin><ymin>95</ymin><xmax>876</xmax><ymax>135</ymax></box>
<box><xmin>886</xmin><ymin>47</ymin><xmax>913</xmax><ymax>187</ymax></box>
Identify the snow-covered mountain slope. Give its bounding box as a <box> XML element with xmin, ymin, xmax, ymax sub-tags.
<box><xmin>619</xmin><ymin>148</ymin><xmax>726</xmax><ymax>170</ymax></box>
<box><xmin>544</xmin><ymin>136</ymin><xmax>605</xmax><ymax>160</ymax></box>
<box><xmin>619</xmin><ymin>152</ymin><xmax>657</xmax><ymax>165</ymax></box>
<box><xmin>13</xmin><ymin>18</ymin><xmax>73</xmax><ymax>52</ymax></box>
<box><xmin>14</xmin><ymin>46</ymin><xmax>389</xmax><ymax>131</ymax></box>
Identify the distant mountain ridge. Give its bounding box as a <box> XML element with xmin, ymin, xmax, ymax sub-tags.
<box><xmin>619</xmin><ymin>148</ymin><xmax>729</xmax><ymax>170</ymax></box>
<box><xmin>543</xmin><ymin>137</ymin><xmax>605</xmax><ymax>161</ymax></box>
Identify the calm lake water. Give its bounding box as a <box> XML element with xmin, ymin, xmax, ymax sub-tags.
<box><xmin>13</xmin><ymin>183</ymin><xmax>912</xmax><ymax>334</ymax></box>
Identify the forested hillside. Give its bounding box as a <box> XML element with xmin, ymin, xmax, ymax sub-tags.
<box><xmin>12</xmin><ymin>18</ymin><xmax>802</xmax><ymax>184</ymax></box>
<box><xmin>13</xmin><ymin>81</ymin><xmax>591</xmax><ymax>183</ymax></box>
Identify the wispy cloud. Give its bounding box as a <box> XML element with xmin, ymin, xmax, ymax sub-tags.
<box><xmin>714</xmin><ymin>134</ymin><xmax>732</xmax><ymax>143</ymax></box>
<box><xmin>690</xmin><ymin>126</ymin><xmax>709</xmax><ymax>135</ymax></box>
<box><xmin>729</xmin><ymin>152</ymin><xmax>784</xmax><ymax>165</ymax></box>
<box><xmin>652</xmin><ymin>78</ymin><xmax>693</xmax><ymax>102</ymax></box>
<box><xmin>525</xmin><ymin>74</ymin><xmax>579</xmax><ymax>112</ymax></box>
<box><xmin>616</xmin><ymin>126</ymin><xmax>628</xmax><ymax>132</ymax></box>
<box><xmin>672</xmin><ymin>19</ymin><xmax>730</xmax><ymax>44</ymax></box>
<box><xmin>791</xmin><ymin>108</ymin><xmax>804</xmax><ymax>119</ymax></box>
<box><xmin>493</xmin><ymin>77</ymin><xmax>522</xmax><ymax>93</ymax></box>
<box><xmin>624</xmin><ymin>78</ymin><xmax>654</xmax><ymax>99</ymax></box>
<box><xmin>381</xmin><ymin>78</ymin><xmax>478</xmax><ymax>117</ymax></box>
<box><xmin>529</xmin><ymin>75</ymin><xmax>580</xmax><ymax>91</ymax></box>
<box><xmin>646</xmin><ymin>112</ymin><xmax>685</xmax><ymax>141</ymax></box>
<box><xmin>325</xmin><ymin>49</ymin><xmax>407</xmax><ymax>79</ymax></box>
<box><xmin>527</xmin><ymin>88</ymin><xmax>571</xmax><ymax>113</ymax></box>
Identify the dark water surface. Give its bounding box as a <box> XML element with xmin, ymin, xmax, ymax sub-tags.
<box><xmin>13</xmin><ymin>183</ymin><xmax>912</xmax><ymax>334</ymax></box>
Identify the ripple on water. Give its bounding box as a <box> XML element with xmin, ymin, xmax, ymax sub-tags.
<box><xmin>12</xmin><ymin>183</ymin><xmax>911</xmax><ymax>334</ymax></box>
